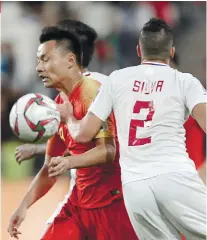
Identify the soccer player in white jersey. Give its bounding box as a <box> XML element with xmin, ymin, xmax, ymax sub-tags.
<box><xmin>56</xmin><ymin>18</ymin><xmax>206</xmax><ymax>240</ymax></box>
<box><xmin>13</xmin><ymin>19</ymin><xmax>107</xmax><ymax>234</ymax></box>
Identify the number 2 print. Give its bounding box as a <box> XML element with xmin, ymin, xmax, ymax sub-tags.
<box><xmin>128</xmin><ymin>100</ymin><xmax>155</xmax><ymax>146</ymax></box>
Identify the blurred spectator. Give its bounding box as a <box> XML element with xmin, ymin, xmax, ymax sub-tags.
<box><xmin>1</xmin><ymin>42</ymin><xmax>15</xmax><ymax>89</ymax></box>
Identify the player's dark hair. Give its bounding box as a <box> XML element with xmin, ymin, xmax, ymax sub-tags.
<box><xmin>139</xmin><ymin>18</ymin><xmax>173</xmax><ymax>60</ymax></box>
<box><xmin>56</xmin><ymin>19</ymin><xmax>98</xmax><ymax>68</ymax></box>
<box><xmin>39</xmin><ymin>26</ymin><xmax>82</xmax><ymax>66</ymax></box>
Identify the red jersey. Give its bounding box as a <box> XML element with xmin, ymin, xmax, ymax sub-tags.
<box><xmin>47</xmin><ymin>77</ymin><xmax>122</xmax><ymax>209</ymax></box>
<box><xmin>184</xmin><ymin>116</ymin><xmax>205</xmax><ymax>169</ymax></box>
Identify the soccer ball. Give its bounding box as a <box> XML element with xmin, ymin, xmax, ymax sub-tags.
<box><xmin>9</xmin><ymin>93</ymin><xmax>60</xmax><ymax>142</ymax></box>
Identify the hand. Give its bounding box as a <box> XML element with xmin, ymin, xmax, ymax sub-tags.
<box><xmin>48</xmin><ymin>156</ymin><xmax>71</xmax><ymax>177</ymax></box>
<box><xmin>15</xmin><ymin>144</ymin><xmax>36</xmax><ymax>164</ymax></box>
<box><xmin>56</xmin><ymin>92</ymin><xmax>73</xmax><ymax>123</ymax></box>
<box><xmin>8</xmin><ymin>205</ymin><xmax>27</xmax><ymax>239</ymax></box>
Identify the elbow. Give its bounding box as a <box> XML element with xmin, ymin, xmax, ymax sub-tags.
<box><xmin>105</xmin><ymin>144</ymin><xmax>116</xmax><ymax>163</ymax></box>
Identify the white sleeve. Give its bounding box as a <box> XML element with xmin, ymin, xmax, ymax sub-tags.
<box><xmin>183</xmin><ymin>74</ymin><xmax>207</xmax><ymax>113</ymax></box>
<box><xmin>88</xmin><ymin>75</ymin><xmax>113</xmax><ymax>122</ymax></box>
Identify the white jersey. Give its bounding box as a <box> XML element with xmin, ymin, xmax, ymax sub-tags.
<box><xmin>46</xmin><ymin>71</ymin><xmax>107</xmax><ymax>225</ymax></box>
<box><xmin>89</xmin><ymin>62</ymin><xmax>206</xmax><ymax>185</ymax></box>
<box><xmin>83</xmin><ymin>71</ymin><xmax>108</xmax><ymax>84</ymax></box>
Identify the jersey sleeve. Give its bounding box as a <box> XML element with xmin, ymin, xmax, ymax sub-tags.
<box><xmin>88</xmin><ymin>74</ymin><xmax>113</xmax><ymax>122</ymax></box>
<box><xmin>82</xmin><ymin>79</ymin><xmax>115</xmax><ymax>138</ymax></box>
<box><xmin>46</xmin><ymin>133</ymin><xmax>67</xmax><ymax>157</ymax></box>
<box><xmin>183</xmin><ymin>74</ymin><xmax>207</xmax><ymax>113</ymax></box>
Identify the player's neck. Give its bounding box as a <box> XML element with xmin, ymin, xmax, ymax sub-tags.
<box><xmin>142</xmin><ymin>59</ymin><xmax>170</xmax><ymax>65</ymax></box>
<box><xmin>57</xmin><ymin>70</ymin><xmax>83</xmax><ymax>96</ymax></box>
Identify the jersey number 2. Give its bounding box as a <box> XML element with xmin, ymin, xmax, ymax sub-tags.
<box><xmin>128</xmin><ymin>100</ymin><xmax>155</xmax><ymax>146</ymax></box>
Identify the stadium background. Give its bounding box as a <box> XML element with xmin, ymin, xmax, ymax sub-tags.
<box><xmin>1</xmin><ymin>1</ymin><xmax>206</xmax><ymax>240</ymax></box>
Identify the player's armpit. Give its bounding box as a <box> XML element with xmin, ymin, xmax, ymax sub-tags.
<box><xmin>192</xmin><ymin>103</ymin><xmax>206</xmax><ymax>133</ymax></box>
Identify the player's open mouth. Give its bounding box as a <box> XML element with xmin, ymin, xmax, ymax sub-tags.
<box><xmin>42</xmin><ymin>78</ymin><xmax>49</xmax><ymax>82</ymax></box>
<box><xmin>39</xmin><ymin>74</ymin><xmax>50</xmax><ymax>82</ymax></box>
<box><xmin>40</xmin><ymin>76</ymin><xmax>50</xmax><ymax>82</ymax></box>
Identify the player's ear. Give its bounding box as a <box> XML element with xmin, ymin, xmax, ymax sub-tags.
<box><xmin>67</xmin><ymin>52</ymin><xmax>76</xmax><ymax>68</ymax></box>
<box><xmin>170</xmin><ymin>47</ymin><xmax>175</xmax><ymax>59</ymax></box>
<box><xmin>137</xmin><ymin>45</ymin><xmax>142</xmax><ymax>58</ymax></box>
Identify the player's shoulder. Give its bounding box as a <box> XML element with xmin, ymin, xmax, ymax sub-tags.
<box><xmin>107</xmin><ymin>66</ymin><xmax>139</xmax><ymax>88</ymax></box>
<box><xmin>110</xmin><ymin>66</ymin><xmax>139</xmax><ymax>77</ymax></box>
<box><xmin>175</xmin><ymin>69</ymin><xmax>196</xmax><ymax>82</ymax></box>
<box><xmin>83</xmin><ymin>71</ymin><xmax>108</xmax><ymax>84</ymax></box>
<box><xmin>80</xmin><ymin>76</ymin><xmax>101</xmax><ymax>99</ymax></box>
<box><xmin>82</xmin><ymin>76</ymin><xmax>101</xmax><ymax>88</ymax></box>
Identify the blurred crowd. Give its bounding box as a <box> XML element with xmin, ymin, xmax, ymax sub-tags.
<box><xmin>1</xmin><ymin>1</ymin><xmax>206</xmax><ymax>178</ymax></box>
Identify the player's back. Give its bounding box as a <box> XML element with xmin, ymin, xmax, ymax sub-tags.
<box><xmin>107</xmin><ymin>62</ymin><xmax>206</xmax><ymax>184</ymax></box>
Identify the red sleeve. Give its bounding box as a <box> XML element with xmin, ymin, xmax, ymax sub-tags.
<box><xmin>46</xmin><ymin>133</ymin><xmax>67</xmax><ymax>157</ymax></box>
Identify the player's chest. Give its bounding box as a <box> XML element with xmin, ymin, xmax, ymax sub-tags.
<box><xmin>57</xmin><ymin>123</ymin><xmax>74</xmax><ymax>147</ymax></box>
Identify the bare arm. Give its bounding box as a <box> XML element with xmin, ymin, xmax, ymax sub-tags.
<box><xmin>19</xmin><ymin>155</ymin><xmax>56</xmax><ymax>209</ymax></box>
<box><xmin>192</xmin><ymin>103</ymin><xmax>206</xmax><ymax>133</ymax></box>
<box><xmin>8</xmin><ymin>155</ymin><xmax>57</xmax><ymax>238</ymax></box>
<box><xmin>15</xmin><ymin>143</ymin><xmax>47</xmax><ymax>163</ymax></box>
<box><xmin>67</xmin><ymin>112</ymin><xmax>103</xmax><ymax>143</ymax></box>
<box><xmin>48</xmin><ymin>137</ymin><xmax>116</xmax><ymax>177</ymax></box>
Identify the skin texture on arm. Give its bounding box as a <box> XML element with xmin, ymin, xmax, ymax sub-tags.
<box><xmin>15</xmin><ymin>143</ymin><xmax>70</xmax><ymax>164</ymax></box>
<box><xmin>7</xmin><ymin>131</ymin><xmax>67</xmax><ymax>239</ymax></box>
<box><xmin>67</xmin><ymin>112</ymin><xmax>103</xmax><ymax>143</ymax></box>
<box><xmin>192</xmin><ymin>103</ymin><xmax>206</xmax><ymax>133</ymax></box>
<box><xmin>48</xmin><ymin>137</ymin><xmax>116</xmax><ymax>177</ymax></box>
<box><xmin>21</xmin><ymin>155</ymin><xmax>57</xmax><ymax>208</ymax></box>
<box><xmin>15</xmin><ymin>143</ymin><xmax>47</xmax><ymax>164</ymax></box>
<box><xmin>7</xmin><ymin>155</ymin><xmax>57</xmax><ymax>238</ymax></box>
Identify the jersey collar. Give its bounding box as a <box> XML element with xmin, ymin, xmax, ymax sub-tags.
<box><xmin>83</xmin><ymin>71</ymin><xmax>91</xmax><ymax>77</ymax></box>
<box><xmin>141</xmin><ymin>61</ymin><xmax>169</xmax><ymax>67</ymax></box>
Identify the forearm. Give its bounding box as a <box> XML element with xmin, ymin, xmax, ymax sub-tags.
<box><xmin>20</xmin><ymin>165</ymin><xmax>56</xmax><ymax>209</ymax></box>
<box><xmin>68</xmin><ymin>144</ymin><xmax>116</xmax><ymax>169</ymax></box>
<box><xmin>67</xmin><ymin>112</ymin><xmax>103</xmax><ymax>143</ymax></box>
<box><xmin>67</xmin><ymin>115</ymin><xmax>82</xmax><ymax>140</ymax></box>
<box><xmin>34</xmin><ymin>143</ymin><xmax>47</xmax><ymax>155</ymax></box>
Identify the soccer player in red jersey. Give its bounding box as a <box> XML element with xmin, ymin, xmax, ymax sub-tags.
<box><xmin>8</xmin><ymin>27</ymin><xmax>138</xmax><ymax>240</ymax></box>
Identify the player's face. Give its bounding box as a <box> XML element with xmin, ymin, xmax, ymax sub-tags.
<box><xmin>36</xmin><ymin>40</ymin><xmax>75</xmax><ymax>88</ymax></box>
